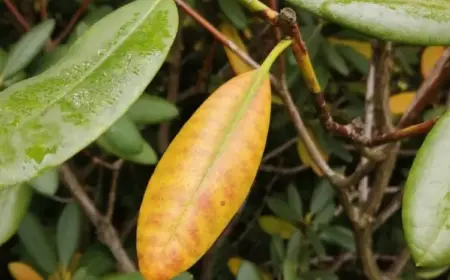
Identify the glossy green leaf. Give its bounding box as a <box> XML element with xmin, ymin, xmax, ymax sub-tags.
<box><xmin>310</xmin><ymin>179</ymin><xmax>335</xmax><ymax>215</ymax></box>
<box><xmin>1</xmin><ymin>20</ymin><xmax>55</xmax><ymax>81</ymax></box>
<box><xmin>218</xmin><ymin>0</ymin><xmax>248</xmax><ymax>30</ymax></box>
<box><xmin>57</xmin><ymin>203</ymin><xmax>82</xmax><ymax>267</ymax></box>
<box><xmin>96</xmin><ymin>133</ymin><xmax>157</xmax><ymax>165</ymax></box>
<box><xmin>0</xmin><ymin>184</ymin><xmax>32</xmax><ymax>246</ymax></box>
<box><xmin>286</xmin><ymin>230</ymin><xmax>302</xmax><ymax>261</ymax></box>
<box><xmin>102</xmin><ymin>115</ymin><xmax>145</xmax><ymax>155</ymax></box>
<box><xmin>237</xmin><ymin>260</ymin><xmax>263</xmax><ymax>280</ymax></box>
<box><xmin>287</xmin><ymin>184</ymin><xmax>303</xmax><ymax>218</ymax></box>
<box><xmin>270</xmin><ymin>235</ymin><xmax>286</xmax><ymax>268</ymax></box>
<box><xmin>2</xmin><ymin>71</ymin><xmax>27</xmax><ymax>88</ymax></box>
<box><xmin>286</xmin><ymin>0</ymin><xmax>450</xmax><ymax>45</ymax></box>
<box><xmin>127</xmin><ymin>94</ymin><xmax>179</xmax><ymax>124</ymax></box>
<box><xmin>319</xmin><ymin>226</ymin><xmax>356</xmax><ymax>251</ymax></box>
<box><xmin>18</xmin><ymin>213</ymin><xmax>58</xmax><ymax>274</ymax></box>
<box><xmin>0</xmin><ymin>0</ymin><xmax>178</xmax><ymax>187</ymax></box>
<box><xmin>403</xmin><ymin>111</ymin><xmax>450</xmax><ymax>267</ymax></box>
<box><xmin>27</xmin><ymin>168</ymin><xmax>59</xmax><ymax>196</ymax></box>
<box><xmin>32</xmin><ymin>45</ymin><xmax>70</xmax><ymax>75</ymax></box>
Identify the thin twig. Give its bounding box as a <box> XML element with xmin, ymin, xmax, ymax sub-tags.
<box><xmin>49</xmin><ymin>0</ymin><xmax>91</xmax><ymax>49</ymax></box>
<box><xmin>40</xmin><ymin>0</ymin><xmax>48</xmax><ymax>20</ymax></box>
<box><xmin>106</xmin><ymin>160</ymin><xmax>124</xmax><ymax>221</ymax></box>
<box><xmin>60</xmin><ymin>163</ymin><xmax>136</xmax><ymax>272</ymax></box>
<box><xmin>3</xmin><ymin>0</ymin><xmax>30</xmax><ymax>31</ymax></box>
<box><xmin>259</xmin><ymin>164</ymin><xmax>308</xmax><ymax>174</ymax></box>
<box><xmin>386</xmin><ymin>249</ymin><xmax>410</xmax><ymax>279</ymax></box>
<box><xmin>359</xmin><ymin>63</ymin><xmax>376</xmax><ymax>204</ymax></box>
<box><xmin>262</xmin><ymin>137</ymin><xmax>297</xmax><ymax>162</ymax></box>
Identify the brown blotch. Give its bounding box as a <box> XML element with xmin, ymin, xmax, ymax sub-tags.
<box><xmin>221</xmin><ymin>200</ymin><xmax>226</xmax><ymax>206</ymax></box>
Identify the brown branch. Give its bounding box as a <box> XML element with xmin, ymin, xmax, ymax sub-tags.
<box><xmin>399</xmin><ymin>47</ymin><xmax>450</xmax><ymax>128</ymax></box>
<box><xmin>3</xmin><ymin>0</ymin><xmax>30</xmax><ymax>31</ymax></box>
<box><xmin>40</xmin><ymin>0</ymin><xmax>48</xmax><ymax>20</ymax></box>
<box><xmin>60</xmin><ymin>163</ymin><xmax>136</xmax><ymax>272</ymax></box>
<box><xmin>386</xmin><ymin>249</ymin><xmax>410</xmax><ymax>279</ymax></box>
<box><xmin>106</xmin><ymin>160</ymin><xmax>124</xmax><ymax>221</ymax></box>
<box><xmin>48</xmin><ymin>0</ymin><xmax>91</xmax><ymax>49</ymax></box>
<box><xmin>259</xmin><ymin>164</ymin><xmax>308</xmax><ymax>174</ymax></box>
<box><xmin>262</xmin><ymin>137</ymin><xmax>297</xmax><ymax>162</ymax></box>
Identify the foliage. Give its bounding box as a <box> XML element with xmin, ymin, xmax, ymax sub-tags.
<box><xmin>0</xmin><ymin>0</ymin><xmax>449</xmax><ymax>280</ymax></box>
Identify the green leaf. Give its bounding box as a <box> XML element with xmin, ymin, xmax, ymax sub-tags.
<box><xmin>2</xmin><ymin>71</ymin><xmax>27</xmax><ymax>88</ymax></box>
<box><xmin>31</xmin><ymin>44</ymin><xmax>70</xmax><ymax>75</ymax></box>
<box><xmin>237</xmin><ymin>260</ymin><xmax>263</xmax><ymax>280</ymax></box>
<box><xmin>306</xmin><ymin>229</ymin><xmax>326</xmax><ymax>258</ymax></box>
<box><xmin>286</xmin><ymin>0</ymin><xmax>450</xmax><ymax>45</ymax></box>
<box><xmin>403</xmin><ymin>111</ymin><xmax>450</xmax><ymax>267</ymax></box>
<box><xmin>283</xmin><ymin>261</ymin><xmax>297</xmax><ymax>280</ymax></box>
<box><xmin>18</xmin><ymin>213</ymin><xmax>58</xmax><ymax>274</ymax></box>
<box><xmin>270</xmin><ymin>235</ymin><xmax>286</xmax><ymax>268</ymax></box>
<box><xmin>299</xmin><ymin>270</ymin><xmax>339</xmax><ymax>280</ymax></box>
<box><xmin>96</xmin><ymin>133</ymin><xmax>157</xmax><ymax>165</ymax></box>
<box><xmin>267</xmin><ymin>196</ymin><xmax>299</xmax><ymax>222</ymax></box>
<box><xmin>312</xmin><ymin>202</ymin><xmax>336</xmax><ymax>230</ymax></box>
<box><xmin>319</xmin><ymin>226</ymin><xmax>356</xmax><ymax>251</ymax></box>
<box><xmin>322</xmin><ymin>42</ymin><xmax>349</xmax><ymax>76</ymax></box>
<box><xmin>73</xmin><ymin>268</ymin><xmax>99</xmax><ymax>280</ymax></box>
<box><xmin>310</xmin><ymin>179</ymin><xmax>335</xmax><ymax>215</ymax></box>
<box><xmin>0</xmin><ymin>0</ymin><xmax>178</xmax><ymax>187</ymax></box>
<box><xmin>57</xmin><ymin>203</ymin><xmax>82</xmax><ymax>267</ymax></box>
<box><xmin>1</xmin><ymin>20</ymin><xmax>55</xmax><ymax>80</ymax></box>
<box><xmin>127</xmin><ymin>94</ymin><xmax>179</xmax><ymax>124</ymax></box>
<box><xmin>336</xmin><ymin>45</ymin><xmax>369</xmax><ymax>75</ymax></box>
<box><xmin>101</xmin><ymin>272</ymin><xmax>144</xmax><ymax>280</ymax></box>
<box><xmin>416</xmin><ymin>266</ymin><xmax>449</xmax><ymax>279</ymax></box>
<box><xmin>172</xmin><ymin>272</ymin><xmax>194</xmax><ymax>280</ymax></box>
<box><xmin>218</xmin><ymin>0</ymin><xmax>248</xmax><ymax>30</ymax></box>
<box><xmin>101</xmin><ymin>115</ymin><xmax>145</xmax><ymax>155</ymax></box>
<box><xmin>76</xmin><ymin>243</ymin><xmax>116</xmax><ymax>276</ymax></box>
<box><xmin>286</xmin><ymin>230</ymin><xmax>302</xmax><ymax>261</ymax></box>
<box><xmin>0</xmin><ymin>184</ymin><xmax>32</xmax><ymax>246</ymax></box>
<box><xmin>287</xmin><ymin>184</ymin><xmax>303</xmax><ymax>218</ymax></box>
<box><xmin>27</xmin><ymin>168</ymin><xmax>59</xmax><ymax>196</ymax></box>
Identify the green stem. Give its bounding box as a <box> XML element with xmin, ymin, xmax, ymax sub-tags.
<box><xmin>237</xmin><ymin>0</ymin><xmax>268</xmax><ymax>13</ymax></box>
<box><xmin>246</xmin><ymin>39</ymin><xmax>292</xmax><ymax>101</ymax></box>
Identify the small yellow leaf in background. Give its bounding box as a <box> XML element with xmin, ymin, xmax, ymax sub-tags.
<box><xmin>227</xmin><ymin>257</ymin><xmax>272</xmax><ymax>280</ymax></box>
<box><xmin>328</xmin><ymin>37</ymin><xmax>372</xmax><ymax>59</ymax></box>
<box><xmin>389</xmin><ymin>92</ymin><xmax>416</xmax><ymax>115</ymax></box>
<box><xmin>296</xmin><ymin>129</ymin><xmax>328</xmax><ymax>177</ymax></box>
<box><xmin>421</xmin><ymin>46</ymin><xmax>445</xmax><ymax>78</ymax></box>
<box><xmin>8</xmin><ymin>262</ymin><xmax>44</xmax><ymax>280</ymax></box>
<box><xmin>258</xmin><ymin>215</ymin><xmax>297</xmax><ymax>239</ymax></box>
<box><xmin>219</xmin><ymin>22</ymin><xmax>253</xmax><ymax>75</ymax></box>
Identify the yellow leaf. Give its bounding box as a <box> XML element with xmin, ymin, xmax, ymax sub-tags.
<box><xmin>328</xmin><ymin>37</ymin><xmax>372</xmax><ymax>59</ymax></box>
<box><xmin>219</xmin><ymin>22</ymin><xmax>253</xmax><ymax>75</ymax></box>
<box><xmin>296</xmin><ymin>129</ymin><xmax>328</xmax><ymax>176</ymax></box>
<box><xmin>258</xmin><ymin>215</ymin><xmax>297</xmax><ymax>239</ymax></box>
<box><xmin>421</xmin><ymin>46</ymin><xmax>445</xmax><ymax>78</ymax></box>
<box><xmin>8</xmin><ymin>262</ymin><xmax>44</xmax><ymax>280</ymax></box>
<box><xmin>137</xmin><ymin>70</ymin><xmax>272</xmax><ymax>279</ymax></box>
<box><xmin>227</xmin><ymin>257</ymin><xmax>272</xmax><ymax>280</ymax></box>
<box><xmin>389</xmin><ymin>92</ymin><xmax>416</xmax><ymax>115</ymax></box>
